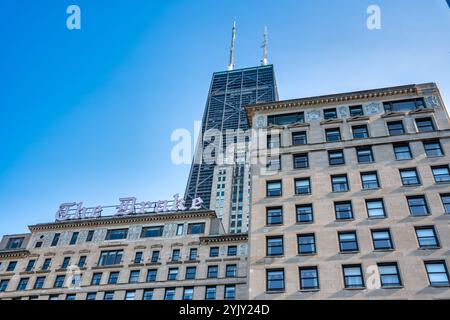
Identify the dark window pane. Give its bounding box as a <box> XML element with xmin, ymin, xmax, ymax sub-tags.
<box><xmin>268</xmin><ymin>112</ymin><xmax>305</xmax><ymax>126</ymax></box>
<box><xmin>296</xmin><ymin>204</ymin><xmax>313</xmax><ymax>223</ymax></box>
<box><xmin>292</xmin><ymin>131</ymin><xmax>307</xmax><ymax>145</ymax></box>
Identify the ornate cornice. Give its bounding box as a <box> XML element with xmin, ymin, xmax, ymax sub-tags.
<box><xmin>200</xmin><ymin>233</ymin><xmax>248</xmax><ymax>244</ymax></box>
<box><xmin>28</xmin><ymin>210</ymin><xmax>216</xmax><ymax>232</ymax></box>
<box><xmin>245</xmin><ymin>83</ymin><xmax>432</xmax><ymax>126</ymax></box>
<box><xmin>0</xmin><ymin>249</ymin><xmax>30</xmax><ymax>259</ymax></box>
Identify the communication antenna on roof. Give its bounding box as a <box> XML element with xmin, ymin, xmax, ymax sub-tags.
<box><xmin>227</xmin><ymin>21</ymin><xmax>236</xmax><ymax>71</ymax></box>
<box><xmin>261</xmin><ymin>26</ymin><xmax>268</xmax><ymax>66</ymax></box>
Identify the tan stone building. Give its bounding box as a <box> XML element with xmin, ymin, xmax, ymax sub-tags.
<box><xmin>246</xmin><ymin>82</ymin><xmax>450</xmax><ymax>300</ymax></box>
<box><xmin>0</xmin><ymin>209</ymin><xmax>248</xmax><ymax>300</ymax></box>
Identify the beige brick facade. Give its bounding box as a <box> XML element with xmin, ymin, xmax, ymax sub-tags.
<box><xmin>246</xmin><ymin>83</ymin><xmax>450</xmax><ymax>300</ymax></box>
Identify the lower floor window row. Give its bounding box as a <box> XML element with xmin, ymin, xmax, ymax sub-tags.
<box><xmin>266</xmin><ymin>261</ymin><xmax>450</xmax><ymax>291</ymax></box>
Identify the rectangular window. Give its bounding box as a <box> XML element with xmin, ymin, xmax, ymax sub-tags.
<box><xmin>415</xmin><ymin>227</ymin><xmax>439</xmax><ymax>248</ymax></box>
<box><xmin>25</xmin><ymin>259</ymin><xmax>36</xmax><ymax>272</ymax></box>
<box><xmin>423</xmin><ymin>140</ymin><xmax>444</xmax><ymax>157</ymax></box>
<box><xmin>425</xmin><ymin>261</ymin><xmax>450</xmax><ymax>286</ymax></box>
<box><xmin>86</xmin><ymin>293</ymin><xmax>96</xmax><ymax>300</ymax></box>
<box><xmin>267</xmin><ymin>134</ymin><xmax>281</xmax><ymax>149</ymax></box>
<box><xmin>209</xmin><ymin>247</ymin><xmax>219</xmax><ymax>257</ymax></box>
<box><xmin>266</xmin><ymin>180</ymin><xmax>282</xmax><ymax>197</ymax></box>
<box><xmin>151</xmin><ymin>251</ymin><xmax>160</xmax><ymax>263</ymax></box>
<box><xmin>86</xmin><ymin>230</ymin><xmax>95</xmax><ymax>242</ymax></box>
<box><xmin>146</xmin><ymin>269</ymin><xmax>157</xmax><ymax>282</ymax></box>
<box><xmin>187</xmin><ymin>223</ymin><xmax>205</xmax><ymax>234</ymax></box>
<box><xmin>339</xmin><ymin>232</ymin><xmax>359</xmax><ymax>252</ymax></box>
<box><xmin>224</xmin><ymin>285</ymin><xmax>236</xmax><ymax>300</ymax></box>
<box><xmin>267</xmin><ymin>207</ymin><xmax>283</xmax><ymax>225</ymax></box>
<box><xmin>378</xmin><ymin>263</ymin><xmax>402</xmax><ymax>287</ymax></box>
<box><xmin>205</xmin><ymin>286</ymin><xmax>216</xmax><ymax>300</ymax></box>
<box><xmin>296</xmin><ymin>204</ymin><xmax>313</xmax><ymax>223</ymax></box>
<box><xmin>292</xmin><ymin>131</ymin><xmax>307</xmax><ymax>145</ymax></box>
<box><xmin>299</xmin><ymin>267</ymin><xmax>319</xmax><ymax>290</ymax></box>
<box><xmin>227</xmin><ymin>246</ymin><xmax>237</xmax><ymax>256</ymax></box>
<box><xmin>17</xmin><ymin>278</ymin><xmax>29</xmax><ymax>291</ymax></box>
<box><xmin>176</xmin><ymin>224</ymin><xmax>184</xmax><ymax>236</ymax></box>
<box><xmin>415</xmin><ymin>117</ymin><xmax>435</xmax><ymax>132</ymax></box>
<box><xmin>356</xmin><ymin>147</ymin><xmax>374</xmax><ymax>163</ymax></box>
<box><xmin>361</xmin><ymin>172</ymin><xmax>380</xmax><ymax>189</ymax></box>
<box><xmin>141</xmin><ymin>226</ymin><xmax>164</xmax><ymax>238</ymax></box>
<box><xmin>297</xmin><ymin>234</ymin><xmax>316</xmax><ymax>254</ymax></box>
<box><xmin>295</xmin><ymin>178</ymin><xmax>311</xmax><ymax>195</ymax></box>
<box><xmin>432</xmin><ymin>166</ymin><xmax>450</xmax><ymax>183</ymax></box>
<box><xmin>165</xmin><ymin>288</ymin><xmax>176</xmax><ymax>300</ymax></box>
<box><xmin>129</xmin><ymin>270</ymin><xmax>140</xmax><ymax>284</ymax></box>
<box><xmin>384</xmin><ymin>98</ymin><xmax>425</xmax><ymax>112</ymax></box>
<box><xmin>349</xmin><ymin>105</ymin><xmax>364</xmax><ymax>117</ymax></box>
<box><xmin>268</xmin><ymin>112</ymin><xmax>305</xmax><ymax>126</ymax></box>
<box><xmin>124</xmin><ymin>291</ymin><xmax>135</xmax><ymax>301</ymax></box>
<box><xmin>6</xmin><ymin>237</ymin><xmax>24</xmax><ymax>249</ymax></box>
<box><xmin>335</xmin><ymin>201</ymin><xmax>353</xmax><ymax>220</ymax></box>
<box><xmin>7</xmin><ymin>261</ymin><xmax>17</xmax><ymax>272</ymax></box>
<box><xmin>393</xmin><ymin>143</ymin><xmax>412</xmax><ymax>160</ymax></box>
<box><xmin>328</xmin><ymin>150</ymin><xmax>345</xmax><ymax>165</ymax></box>
<box><xmin>91</xmin><ymin>273</ymin><xmax>102</xmax><ymax>285</ymax></box>
<box><xmin>266</xmin><ymin>156</ymin><xmax>281</xmax><ymax>171</ymax></box>
<box><xmin>49</xmin><ymin>295</ymin><xmax>59</xmax><ymax>300</ymax></box>
<box><xmin>226</xmin><ymin>264</ymin><xmax>237</xmax><ymax>278</ymax></box>
<box><xmin>189</xmin><ymin>248</ymin><xmax>198</xmax><ymax>260</ymax></box>
<box><xmin>343</xmin><ymin>265</ymin><xmax>364</xmax><ymax>289</ymax></box>
<box><xmin>78</xmin><ymin>256</ymin><xmax>87</xmax><ymax>268</ymax></box>
<box><xmin>325</xmin><ymin>128</ymin><xmax>341</xmax><ymax>142</ymax></box>
<box><xmin>42</xmin><ymin>258</ymin><xmax>52</xmax><ymax>271</ymax></box>
<box><xmin>293</xmin><ymin>153</ymin><xmax>309</xmax><ymax>169</ymax></box>
<box><xmin>66</xmin><ymin>294</ymin><xmax>76</xmax><ymax>301</ymax></box>
<box><xmin>0</xmin><ymin>279</ymin><xmax>9</xmax><ymax>292</ymax></box>
<box><xmin>266</xmin><ymin>269</ymin><xmax>285</xmax><ymax>292</ymax></box>
<box><xmin>407</xmin><ymin>196</ymin><xmax>430</xmax><ymax>216</ymax></box>
<box><xmin>331</xmin><ymin>175</ymin><xmax>349</xmax><ymax>192</ymax></box>
<box><xmin>441</xmin><ymin>194</ymin><xmax>450</xmax><ymax>214</ymax></box>
<box><xmin>61</xmin><ymin>257</ymin><xmax>71</xmax><ymax>269</ymax></box>
<box><xmin>167</xmin><ymin>268</ymin><xmax>178</xmax><ymax>281</ymax></box>
<box><xmin>387</xmin><ymin>121</ymin><xmax>405</xmax><ymax>135</ymax></box>
<box><xmin>108</xmin><ymin>272</ymin><xmax>119</xmax><ymax>285</ymax></box>
<box><xmin>51</xmin><ymin>233</ymin><xmax>60</xmax><ymax>247</ymax></box>
<box><xmin>171</xmin><ymin>249</ymin><xmax>181</xmax><ymax>262</ymax></box>
<box><xmin>400</xmin><ymin>168</ymin><xmax>421</xmax><ymax>186</ymax></box>
<box><xmin>103</xmin><ymin>292</ymin><xmax>114</xmax><ymax>300</ymax></box>
<box><xmin>324</xmin><ymin>108</ymin><xmax>338</xmax><ymax>120</ymax></box>
<box><xmin>207</xmin><ymin>265</ymin><xmax>219</xmax><ymax>278</ymax></box>
<box><xmin>183</xmin><ymin>287</ymin><xmax>194</xmax><ymax>300</ymax></box>
<box><xmin>34</xmin><ymin>276</ymin><xmax>46</xmax><ymax>289</ymax></box>
<box><xmin>143</xmin><ymin>289</ymin><xmax>153</xmax><ymax>301</ymax></box>
<box><xmin>69</xmin><ymin>232</ymin><xmax>79</xmax><ymax>245</ymax></box>
<box><xmin>372</xmin><ymin>230</ymin><xmax>393</xmax><ymax>250</ymax></box>
<box><xmin>267</xmin><ymin>236</ymin><xmax>284</xmax><ymax>256</ymax></box>
<box><xmin>98</xmin><ymin>250</ymin><xmax>123</xmax><ymax>266</ymax></box>
<box><xmin>185</xmin><ymin>266</ymin><xmax>196</xmax><ymax>280</ymax></box>
<box><xmin>134</xmin><ymin>252</ymin><xmax>143</xmax><ymax>264</ymax></box>
<box><xmin>54</xmin><ymin>275</ymin><xmax>65</xmax><ymax>288</ymax></box>
<box><xmin>352</xmin><ymin>125</ymin><xmax>369</xmax><ymax>139</ymax></box>
<box><xmin>105</xmin><ymin>229</ymin><xmax>128</xmax><ymax>241</ymax></box>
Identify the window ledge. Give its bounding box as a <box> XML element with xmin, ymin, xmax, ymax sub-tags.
<box><xmin>265</xmin><ymin>256</ymin><xmax>285</xmax><ymax>259</ymax></box>
<box><xmin>381</xmin><ymin>286</ymin><xmax>403</xmax><ymax>290</ymax></box>
<box><xmin>373</xmin><ymin>249</ymin><xmax>395</xmax><ymax>253</ymax></box>
<box><xmin>418</xmin><ymin>247</ymin><xmax>441</xmax><ymax>250</ymax></box>
<box><xmin>343</xmin><ymin>287</ymin><xmax>366</xmax><ymax>291</ymax></box>
<box><xmin>265</xmin><ymin>290</ymin><xmax>285</xmax><ymax>294</ymax></box>
<box><xmin>299</xmin><ymin>289</ymin><xmax>320</xmax><ymax>293</ymax></box>
<box><xmin>297</xmin><ymin>253</ymin><xmax>317</xmax><ymax>257</ymax></box>
<box><xmin>340</xmin><ymin>251</ymin><xmax>359</xmax><ymax>255</ymax></box>
<box><xmin>429</xmin><ymin>285</ymin><xmax>450</xmax><ymax>288</ymax></box>
<box><xmin>145</xmin><ymin>262</ymin><xmax>162</xmax><ymax>266</ymax></box>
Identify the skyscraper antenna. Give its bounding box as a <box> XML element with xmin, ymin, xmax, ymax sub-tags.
<box><xmin>261</xmin><ymin>26</ymin><xmax>268</xmax><ymax>66</ymax></box>
<box><xmin>227</xmin><ymin>21</ymin><xmax>236</xmax><ymax>71</ymax></box>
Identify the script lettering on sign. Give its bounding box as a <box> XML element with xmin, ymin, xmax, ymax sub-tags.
<box><xmin>55</xmin><ymin>194</ymin><xmax>204</xmax><ymax>221</ymax></box>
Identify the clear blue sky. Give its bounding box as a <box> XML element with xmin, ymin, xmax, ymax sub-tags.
<box><xmin>0</xmin><ymin>0</ymin><xmax>449</xmax><ymax>236</ymax></box>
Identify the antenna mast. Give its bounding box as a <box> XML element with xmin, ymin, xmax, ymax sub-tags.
<box><xmin>261</xmin><ymin>26</ymin><xmax>268</xmax><ymax>66</ymax></box>
<box><xmin>227</xmin><ymin>21</ymin><xmax>236</xmax><ymax>71</ymax></box>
